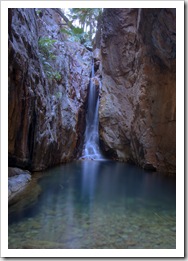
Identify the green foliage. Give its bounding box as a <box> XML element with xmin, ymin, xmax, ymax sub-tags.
<box><xmin>38</xmin><ymin>37</ymin><xmax>61</xmax><ymax>81</ymax></box>
<box><xmin>55</xmin><ymin>91</ymin><xmax>62</xmax><ymax>99</ymax></box>
<box><xmin>38</xmin><ymin>37</ymin><xmax>57</xmax><ymax>60</ymax></box>
<box><xmin>72</xmin><ymin>27</ymin><xmax>84</xmax><ymax>35</ymax></box>
<box><xmin>52</xmin><ymin>71</ymin><xmax>61</xmax><ymax>81</ymax></box>
<box><xmin>61</xmin><ymin>8</ymin><xmax>102</xmax><ymax>44</ymax></box>
<box><xmin>43</xmin><ymin>67</ymin><xmax>62</xmax><ymax>81</ymax></box>
<box><xmin>68</xmin><ymin>8</ymin><xmax>102</xmax><ymax>35</ymax></box>
<box><xmin>36</xmin><ymin>9</ymin><xmax>42</xmax><ymax>16</ymax></box>
<box><xmin>60</xmin><ymin>27</ymin><xmax>86</xmax><ymax>43</ymax></box>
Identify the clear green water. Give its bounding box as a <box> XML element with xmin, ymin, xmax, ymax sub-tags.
<box><xmin>8</xmin><ymin>160</ymin><xmax>176</xmax><ymax>249</ymax></box>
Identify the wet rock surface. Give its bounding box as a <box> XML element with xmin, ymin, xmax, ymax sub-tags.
<box><xmin>8</xmin><ymin>171</ymin><xmax>43</xmax><ymax>216</ymax></box>
<box><xmin>8</xmin><ymin>168</ymin><xmax>31</xmax><ymax>200</ymax></box>
<box><xmin>99</xmin><ymin>8</ymin><xmax>176</xmax><ymax>173</ymax></box>
<box><xmin>8</xmin><ymin>8</ymin><xmax>92</xmax><ymax>171</ymax></box>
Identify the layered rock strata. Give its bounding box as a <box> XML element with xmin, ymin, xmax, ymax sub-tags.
<box><xmin>8</xmin><ymin>8</ymin><xmax>92</xmax><ymax>171</ymax></box>
<box><xmin>99</xmin><ymin>8</ymin><xmax>176</xmax><ymax>173</ymax></box>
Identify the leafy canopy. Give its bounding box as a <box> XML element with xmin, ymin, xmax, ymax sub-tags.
<box><xmin>62</xmin><ymin>8</ymin><xmax>102</xmax><ymax>45</ymax></box>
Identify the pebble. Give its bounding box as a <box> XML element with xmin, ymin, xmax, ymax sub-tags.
<box><xmin>8</xmin><ymin>198</ymin><xmax>176</xmax><ymax>249</ymax></box>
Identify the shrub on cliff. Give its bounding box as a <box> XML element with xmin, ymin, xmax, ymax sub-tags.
<box><xmin>38</xmin><ymin>37</ymin><xmax>61</xmax><ymax>81</ymax></box>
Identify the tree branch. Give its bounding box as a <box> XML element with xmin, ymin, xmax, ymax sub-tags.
<box><xmin>51</xmin><ymin>8</ymin><xmax>75</xmax><ymax>29</ymax></box>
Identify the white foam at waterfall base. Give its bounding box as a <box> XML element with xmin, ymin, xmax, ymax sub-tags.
<box><xmin>80</xmin><ymin>64</ymin><xmax>105</xmax><ymax>161</ymax></box>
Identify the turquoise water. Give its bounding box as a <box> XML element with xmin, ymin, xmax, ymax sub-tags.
<box><xmin>8</xmin><ymin>160</ymin><xmax>176</xmax><ymax>249</ymax></box>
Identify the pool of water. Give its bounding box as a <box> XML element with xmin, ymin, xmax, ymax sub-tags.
<box><xmin>8</xmin><ymin>160</ymin><xmax>176</xmax><ymax>249</ymax></box>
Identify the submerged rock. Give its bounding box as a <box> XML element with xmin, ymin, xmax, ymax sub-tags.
<box><xmin>99</xmin><ymin>8</ymin><xmax>176</xmax><ymax>173</ymax></box>
<box><xmin>8</xmin><ymin>171</ymin><xmax>42</xmax><ymax>217</ymax></box>
<box><xmin>22</xmin><ymin>240</ymin><xmax>65</xmax><ymax>249</ymax></box>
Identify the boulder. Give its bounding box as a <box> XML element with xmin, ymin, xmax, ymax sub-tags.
<box><xmin>8</xmin><ymin>168</ymin><xmax>31</xmax><ymax>199</ymax></box>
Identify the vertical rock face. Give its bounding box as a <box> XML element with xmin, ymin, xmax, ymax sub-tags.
<box><xmin>99</xmin><ymin>8</ymin><xmax>176</xmax><ymax>173</ymax></box>
<box><xmin>8</xmin><ymin>8</ymin><xmax>92</xmax><ymax>171</ymax></box>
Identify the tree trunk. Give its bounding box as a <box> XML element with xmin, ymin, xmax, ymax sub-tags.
<box><xmin>93</xmin><ymin>13</ymin><xmax>102</xmax><ymax>49</ymax></box>
<box><xmin>52</xmin><ymin>8</ymin><xmax>74</xmax><ymax>29</ymax></box>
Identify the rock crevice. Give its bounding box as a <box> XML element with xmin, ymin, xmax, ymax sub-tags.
<box><xmin>8</xmin><ymin>8</ymin><xmax>92</xmax><ymax>171</ymax></box>
<box><xmin>8</xmin><ymin>8</ymin><xmax>176</xmax><ymax>174</ymax></box>
<box><xmin>99</xmin><ymin>8</ymin><xmax>176</xmax><ymax>173</ymax></box>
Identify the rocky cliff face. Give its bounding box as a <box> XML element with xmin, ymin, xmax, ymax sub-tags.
<box><xmin>99</xmin><ymin>8</ymin><xmax>176</xmax><ymax>173</ymax></box>
<box><xmin>8</xmin><ymin>8</ymin><xmax>92</xmax><ymax>171</ymax></box>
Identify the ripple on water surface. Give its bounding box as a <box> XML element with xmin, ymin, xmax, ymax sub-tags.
<box><xmin>8</xmin><ymin>160</ymin><xmax>176</xmax><ymax>249</ymax></box>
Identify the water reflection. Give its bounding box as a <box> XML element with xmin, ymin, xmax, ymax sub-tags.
<box><xmin>9</xmin><ymin>161</ymin><xmax>176</xmax><ymax>249</ymax></box>
<box><xmin>81</xmin><ymin>160</ymin><xmax>99</xmax><ymax>201</ymax></box>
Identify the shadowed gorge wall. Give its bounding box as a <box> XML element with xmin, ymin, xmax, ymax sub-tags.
<box><xmin>8</xmin><ymin>8</ymin><xmax>176</xmax><ymax>174</ymax></box>
<box><xmin>8</xmin><ymin>8</ymin><xmax>92</xmax><ymax>171</ymax></box>
<box><xmin>99</xmin><ymin>8</ymin><xmax>176</xmax><ymax>173</ymax></box>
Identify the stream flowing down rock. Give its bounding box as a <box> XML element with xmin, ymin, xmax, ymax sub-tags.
<box><xmin>99</xmin><ymin>9</ymin><xmax>176</xmax><ymax>173</ymax></box>
<box><xmin>8</xmin><ymin>8</ymin><xmax>92</xmax><ymax>171</ymax></box>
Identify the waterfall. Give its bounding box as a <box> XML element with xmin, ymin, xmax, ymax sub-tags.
<box><xmin>81</xmin><ymin>62</ymin><xmax>104</xmax><ymax>160</ymax></box>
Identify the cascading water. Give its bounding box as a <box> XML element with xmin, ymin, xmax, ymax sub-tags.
<box><xmin>81</xmin><ymin>62</ymin><xmax>104</xmax><ymax>160</ymax></box>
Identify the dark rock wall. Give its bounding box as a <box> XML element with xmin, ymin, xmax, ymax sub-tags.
<box><xmin>8</xmin><ymin>8</ymin><xmax>176</xmax><ymax>174</ymax></box>
<box><xmin>99</xmin><ymin>8</ymin><xmax>176</xmax><ymax>173</ymax></box>
<box><xmin>8</xmin><ymin>8</ymin><xmax>92</xmax><ymax>171</ymax></box>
